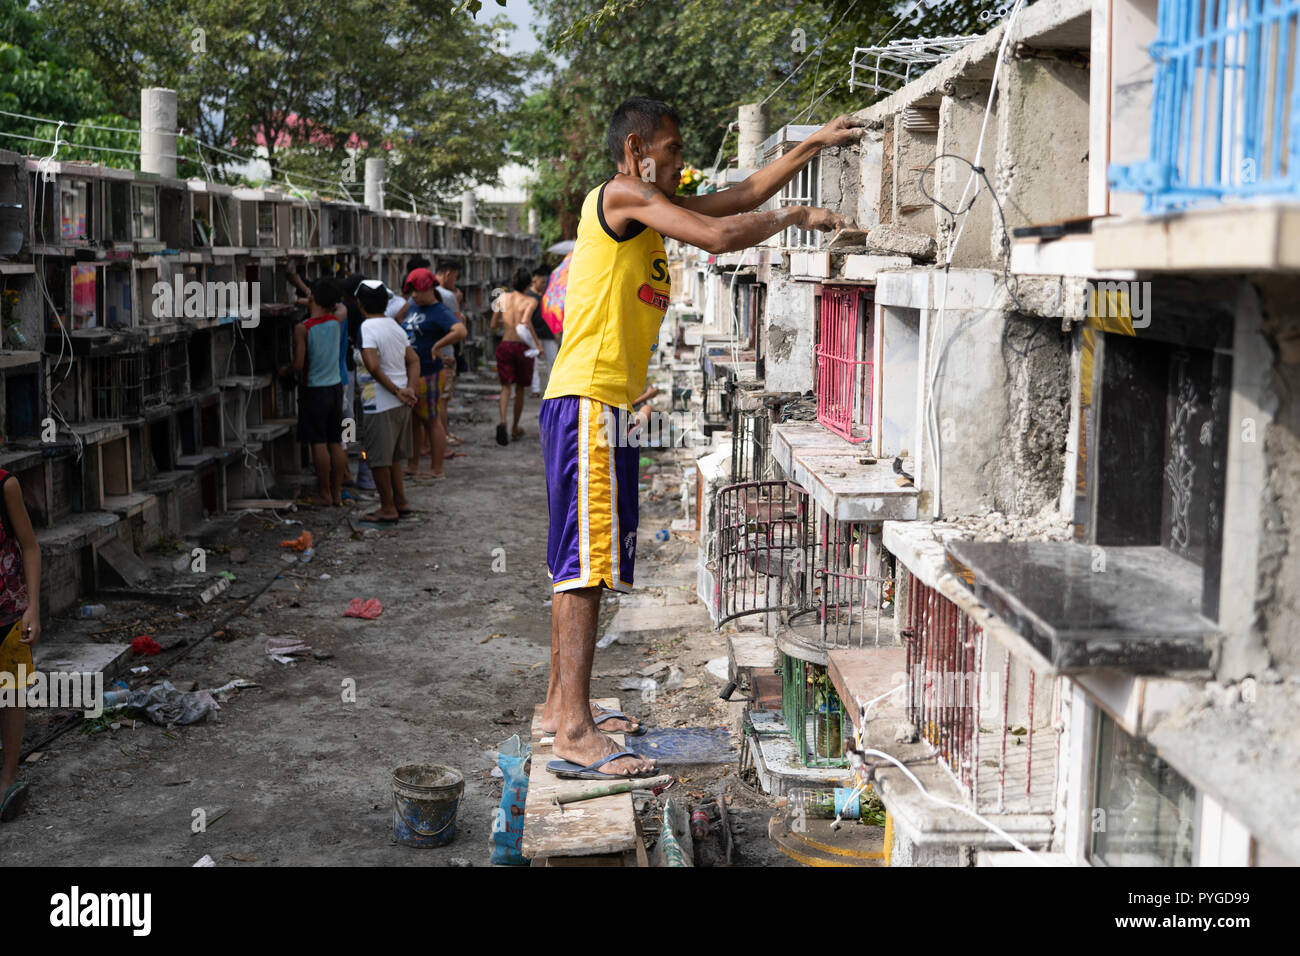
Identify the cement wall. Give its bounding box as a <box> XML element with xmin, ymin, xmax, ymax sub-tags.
<box><xmin>937</xmin><ymin>80</ymin><xmax>997</xmax><ymax>270</ymax></box>
<box><xmin>994</xmin><ymin>53</ymin><xmax>1090</xmax><ymax>254</ymax></box>
<box><xmin>1250</xmin><ymin>277</ymin><xmax>1300</xmax><ymax>677</ymax></box>
<box><xmin>931</xmin><ymin>303</ymin><xmax>1070</xmax><ymax>516</ymax></box>
<box><xmin>763</xmin><ymin>267</ymin><xmax>815</xmax><ymax>394</ymax></box>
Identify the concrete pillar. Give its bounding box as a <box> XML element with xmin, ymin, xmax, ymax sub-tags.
<box><xmin>140</xmin><ymin>88</ymin><xmax>178</xmax><ymax>178</ymax></box>
<box><xmin>461</xmin><ymin>189</ymin><xmax>476</xmax><ymax>225</ymax></box>
<box><xmin>527</xmin><ymin>207</ymin><xmax>538</xmax><ymax>235</ymax></box>
<box><xmin>364</xmin><ymin>158</ymin><xmax>385</xmax><ymax>211</ymax></box>
<box><xmin>507</xmin><ymin>205</ymin><xmax>520</xmax><ymax>234</ymax></box>
<box><xmin>737</xmin><ymin>103</ymin><xmax>769</xmax><ymax>170</ymax></box>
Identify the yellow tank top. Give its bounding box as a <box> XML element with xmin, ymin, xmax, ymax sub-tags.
<box><xmin>543</xmin><ymin>177</ymin><xmax>671</xmax><ymax>410</ymax></box>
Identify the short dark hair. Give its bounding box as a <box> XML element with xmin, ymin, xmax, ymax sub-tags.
<box><xmin>356</xmin><ymin>282</ymin><xmax>389</xmax><ymax>316</ymax></box>
<box><xmin>607</xmin><ymin>97</ymin><xmax>682</xmax><ymax>166</ymax></box>
<box><xmin>435</xmin><ymin>258</ymin><xmax>460</xmax><ymax>275</ymax></box>
<box><xmin>532</xmin><ymin>266</ymin><xmax>550</xmax><ymax>280</ymax></box>
<box><xmin>406</xmin><ymin>255</ymin><xmax>431</xmax><ymax>276</ymax></box>
<box><xmin>311</xmin><ymin>277</ymin><xmax>340</xmax><ymax>310</ymax></box>
<box><xmin>511</xmin><ymin>267</ymin><xmax>532</xmax><ymax>293</ymax></box>
<box><xmin>340</xmin><ymin>273</ymin><xmax>367</xmax><ymax>300</ymax></box>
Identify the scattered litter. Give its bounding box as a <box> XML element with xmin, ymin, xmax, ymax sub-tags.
<box><xmin>265</xmin><ymin>636</ymin><xmax>312</xmax><ymax>664</ymax></box>
<box><xmin>129</xmin><ymin>681</ymin><xmax>218</xmax><ymax>726</ymax></box>
<box><xmin>130</xmin><ymin>665</ymin><xmax>150</xmax><ymax>675</ymax></box>
<box><xmin>280</xmin><ymin>530</ymin><xmax>314</xmax><ymax>551</ymax></box>
<box><xmin>596</xmin><ymin>630</ymin><xmax>621</xmax><ymax>649</ymax></box>
<box><xmin>280</xmin><ymin>553</ymin><xmax>298</xmax><ymax>564</ymax></box>
<box><xmin>25</xmin><ymin>752</ymin><xmax>42</xmax><ymax>764</ymax></box>
<box><xmin>640</xmin><ymin>661</ymin><xmax>670</xmax><ymax>677</ymax></box>
<box><xmin>131</xmin><ymin>635</ymin><xmax>162</xmax><ymax>656</ymax></box>
<box><xmin>705</xmin><ymin>658</ymin><xmax>729</xmax><ymax>681</ymax></box>
<box><xmin>193</xmin><ymin>855</ymin><xmax>216</xmax><ymax>867</ymax></box>
<box><xmin>655</xmin><ymin>529</ymin><xmax>670</xmax><ymax>542</ymax></box>
<box><xmin>491</xmin><ymin>709</ymin><xmax>519</xmax><ymax>725</ymax></box>
<box><xmin>210</xmin><ymin>678</ymin><xmax>259</xmax><ymax>699</ymax></box>
<box><xmin>343</xmin><ymin>598</ymin><xmax>383</xmax><ymax>620</ymax></box>
<box><xmin>664</xmin><ymin>667</ymin><xmax>685</xmax><ymax>691</ymax></box>
<box><xmin>616</xmin><ymin>677</ymin><xmax>658</xmax><ymax>693</ymax></box>
<box><xmin>200</xmin><ymin>576</ymin><xmax>232</xmax><ymax>604</ymax></box>
<box><xmin>541</xmin><ymin>599</ymin><xmax>552</xmax><ymax>606</ymax></box>
<box><xmin>319</xmin><ymin>573</ymin><xmax>331</xmax><ymax>580</ymax></box>
<box><xmin>449</xmin><ymin>858</ymin><xmax>472</xmax><ymax>867</ymax></box>
<box><xmin>479</xmin><ymin>632</ymin><xmax>506</xmax><ymax>644</ymax></box>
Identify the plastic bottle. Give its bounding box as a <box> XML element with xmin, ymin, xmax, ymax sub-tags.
<box><xmin>77</xmin><ymin>604</ymin><xmax>107</xmax><ymax>619</ymax></box>
<box><xmin>299</xmin><ymin>547</ymin><xmax>314</xmax><ymax>564</ymax></box>
<box><xmin>690</xmin><ymin>809</ymin><xmax>711</xmax><ymax>840</ymax></box>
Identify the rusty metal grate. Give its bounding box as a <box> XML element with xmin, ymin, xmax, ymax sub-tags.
<box><xmin>729</xmin><ymin>401</ymin><xmax>772</xmax><ymax>484</ymax></box>
<box><xmin>713</xmin><ymin>480</ymin><xmax>811</xmax><ymax>626</ymax></box>
<box><xmin>903</xmin><ymin>571</ymin><xmax>1057</xmax><ymax>813</ymax></box>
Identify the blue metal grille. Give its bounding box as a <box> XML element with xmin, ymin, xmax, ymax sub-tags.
<box><xmin>1110</xmin><ymin>0</ymin><xmax>1300</xmax><ymax>210</ymax></box>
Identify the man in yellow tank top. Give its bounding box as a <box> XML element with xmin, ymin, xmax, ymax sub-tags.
<box><xmin>540</xmin><ymin>97</ymin><xmax>863</xmax><ymax>780</ymax></box>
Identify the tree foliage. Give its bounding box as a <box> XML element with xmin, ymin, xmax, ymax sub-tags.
<box><xmin>23</xmin><ymin>0</ymin><xmax>541</xmax><ymax>201</ymax></box>
<box><xmin>519</xmin><ymin>0</ymin><xmax>999</xmax><ymax>246</ymax></box>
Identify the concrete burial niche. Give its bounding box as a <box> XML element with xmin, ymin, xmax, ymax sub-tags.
<box><xmin>946</xmin><ymin>539</ymin><xmax>1218</xmax><ymax>674</ymax></box>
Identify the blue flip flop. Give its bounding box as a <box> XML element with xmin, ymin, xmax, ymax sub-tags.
<box><xmin>594</xmin><ymin>707</ymin><xmax>648</xmax><ymax>737</ymax></box>
<box><xmin>547</xmin><ymin>750</ymin><xmax>657</xmax><ymax>781</ymax></box>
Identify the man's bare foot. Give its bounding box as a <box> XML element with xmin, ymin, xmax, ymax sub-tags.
<box><xmin>540</xmin><ymin>701</ymin><xmax>641</xmax><ymax>735</ymax></box>
<box><xmin>553</xmin><ymin>725</ymin><xmax>656</xmax><ymax>777</ymax></box>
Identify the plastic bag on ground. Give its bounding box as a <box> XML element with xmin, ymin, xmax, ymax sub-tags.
<box><xmin>127</xmin><ymin>681</ymin><xmax>218</xmax><ymax>726</ymax></box>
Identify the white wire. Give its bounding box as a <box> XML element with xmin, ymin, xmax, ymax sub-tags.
<box><xmin>923</xmin><ymin>0</ymin><xmax>1026</xmax><ymax>519</ymax></box>
<box><xmin>0</xmin><ymin>106</ymin><xmax>143</xmax><ymax>135</ymax></box>
<box><xmin>760</xmin><ymin>0</ymin><xmax>865</xmax><ymax>107</ymax></box>
<box><xmin>859</xmin><ymin>746</ymin><xmax>1044</xmax><ymax>860</ymax></box>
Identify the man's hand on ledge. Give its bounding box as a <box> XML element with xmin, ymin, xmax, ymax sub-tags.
<box><xmin>812</xmin><ymin>114</ymin><xmax>867</xmax><ymax>151</ymax></box>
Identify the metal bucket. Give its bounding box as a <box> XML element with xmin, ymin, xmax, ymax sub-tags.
<box><xmin>391</xmin><ymin>764</ymin><xmax>464</xmax><ymax>848</ymax></box>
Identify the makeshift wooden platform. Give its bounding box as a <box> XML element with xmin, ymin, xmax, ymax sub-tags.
<box><xmin>522</xmin><ymin>698</ymin><xmax>648</xmax><ymax>867</ymax></box>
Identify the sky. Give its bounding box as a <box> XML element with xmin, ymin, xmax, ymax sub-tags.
<box><xmin>487</xmin><ymin>0</ymin><xmax>560</xmax><ymax>93</ymax></box>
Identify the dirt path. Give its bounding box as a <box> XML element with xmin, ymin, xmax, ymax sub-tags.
<box><xmin>1</xmin><ymin>386</ymin><xmax>788</xmax><ymax>867</ymax></box>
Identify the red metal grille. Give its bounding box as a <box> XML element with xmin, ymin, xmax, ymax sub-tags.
<box><xmin>815</xmin><ymin>286</ymin><xmax>873</xmax><ymax>443</ymax></box>
<box><xmin>904</xmin><ymin>573</ymin><xmax>979</xmax><ymax>795</ymax></box>
<box><xmin>902</xmin><ymin>571</ymin><xmax>1057</xmax><ymax>813</ymax></box>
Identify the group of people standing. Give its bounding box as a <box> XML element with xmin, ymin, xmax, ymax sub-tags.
<box><xmin>283</xmin><ymin>258</ymin><xmax>556</xmax><ymax>521</ymax></box>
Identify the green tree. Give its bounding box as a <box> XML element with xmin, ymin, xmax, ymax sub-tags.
<box><xmin>36</xmin><ymin>0</ymin><xmax>541</xmax><ymax>199</ymax></box>
<box><xmin>0</xmin><ymin>0</ymin><xmax>139</xmax><ymax>164</ymax></box>
<box><xmin>519</xmin><ymin>0</ymin><xmax>996</xmax><ymax>242</ymax></box>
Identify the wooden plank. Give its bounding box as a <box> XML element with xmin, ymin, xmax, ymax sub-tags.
<box><xmin>227</xmin><ymin>498</ymin><xmax>295</xmax><ymax>510</ymax></box>
<box><xmin>522</xmin><ymin>698</ymin><xmax>639</xmax><ymax>860</ymax></box>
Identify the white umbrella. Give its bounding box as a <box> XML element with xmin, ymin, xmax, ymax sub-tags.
<box><xmin>546</xmin><ymin>239</ymin><xmax>575</xmax><ymax>255</ymax></box>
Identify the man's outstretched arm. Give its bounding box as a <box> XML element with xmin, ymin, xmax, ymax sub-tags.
<box><xmin>608</xmin><ymin>176</ymin><xmax>844</xmax><ymax>255</ymax></box>
<box><xmin>675</xmin><ymin>115</ymin><xmax>866</xmax><ymax>218</ymax></box>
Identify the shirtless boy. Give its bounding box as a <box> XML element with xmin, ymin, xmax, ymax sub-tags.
<box><xmin>490</xmin><ymin>267</ymin><xmax>545</xmax><ymax>446</ymax></box>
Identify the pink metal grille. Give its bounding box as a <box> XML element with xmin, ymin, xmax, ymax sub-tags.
<box><xmin>902</xmin><ymin>571</ymin><xmax>1057</xmax><ymax>814</ymax></box>
<box><xmin>815</xmin><ymin>287</ymin><xmax>873</xmax><ymax>443</ymax></box>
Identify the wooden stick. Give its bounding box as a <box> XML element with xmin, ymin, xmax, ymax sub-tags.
<box><xmin>552</xmin><ymin>774</ymin><xmax>675</xmax><ymax>806</ymax></box>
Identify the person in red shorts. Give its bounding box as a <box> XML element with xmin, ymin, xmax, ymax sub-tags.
<box><xmin>489</xmin><ymin>268</ymin><xmax>546</xmax><ymax>445</ymax></box>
